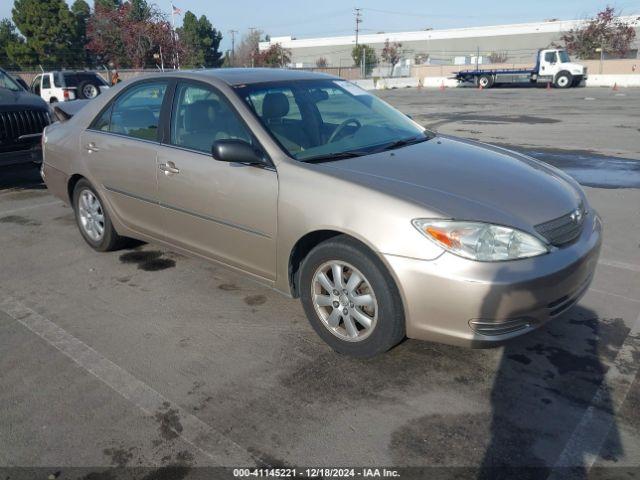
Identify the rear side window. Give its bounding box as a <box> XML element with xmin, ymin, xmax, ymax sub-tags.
<box><xmin>42</xmin><ymin>75</ymin><xmax>51</xmax><ymax>89</ymax></box>
<box><xmin>64</xmin><ymin>73</ymin><xmax>107</xmax><ymax>87</ymax></box>
<box><xmin>92</xmin><ymin>81</ymin><xmax>167</xmax><ymax>141</ymax></box>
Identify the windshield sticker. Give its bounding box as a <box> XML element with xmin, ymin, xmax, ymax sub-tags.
<box><xmin>335</xmin><ymin>80</ymin><xmax>368</xmax><ymax>96</ymax></box>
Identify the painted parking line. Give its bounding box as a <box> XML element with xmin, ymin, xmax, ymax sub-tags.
<box><xmin>0</xmin><ymin>295</ymin><xmax>258</xmax><ymax>467</ymax></box>
<box><xmin>0</xmin><ymin>200</ymin><xmax>63</xmax><ymax>216</ymax></box>
<box><xmin>548</xmin><ymin>308</ymin><xmax>640</xmax><ymax>476</ymax></box>
<box><xmin>598</xmin><ymin>259</ymin><xmax>640</xmax><ymax>273</ymax></box>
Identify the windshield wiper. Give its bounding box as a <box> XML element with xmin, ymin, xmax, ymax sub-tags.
<box><xmin>302</xmin><ymin>150</ymin><xmax>370</xmax><ymax>163</ymax></box>
<box><xmin>378</xmin><ymin>135</ymin><xmax>431</xmax><ymax>152</ymax></box>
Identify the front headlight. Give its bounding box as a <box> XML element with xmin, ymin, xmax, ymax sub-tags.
<box><xmin>412</xmin><ymin>219</ymin><xmax>548</xmax><ymax>261</ymax></box>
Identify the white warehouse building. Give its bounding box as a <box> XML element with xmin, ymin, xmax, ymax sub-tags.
<box><xmin>258</xmin><ymin>16</ymin><xmax>640</xmax><ymax>68</ymax></box>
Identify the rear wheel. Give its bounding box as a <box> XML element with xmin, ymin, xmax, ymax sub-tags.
<box><xmin>478</xmin><ymin>74</ymin><xmax>493</xmax><ymax>88</ymax></box>
<box><xmin>73</xmin><ymin>179</ymin><xmax>127</xmax><ymax>251</ymax></box>
<box><xmin>78</xmin><ymin>81</ymin><xmax>100</xmax><ymax>99</ymax></box>
<box><xmin>299</xmin><ymin>236</ymin><xmax>405</xmax><ymax>357</ymax></box>
<box><xmin>554</xmin><ymin>72</ymin><xmax>572</xmax><ymax>89</ymax></box>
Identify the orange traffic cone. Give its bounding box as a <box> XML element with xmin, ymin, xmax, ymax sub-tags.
<box><xmin>546</xmin><ymin>82</ymin><xmax>551</xmax><ymax>90</ymax></box>
<box><xmin>612</xmin><ymin>82</ymin><xmax>619</xmax><ymax>91</ymax></box>
<box><xmin>439</xmin><ymin>81</ymin><xmax>445</xmax><ymax>92</ymax></box>
<box><xmin>478</xmin><ymin>83</ymin><xmax>483</xmax><ymax>91</ymax></box>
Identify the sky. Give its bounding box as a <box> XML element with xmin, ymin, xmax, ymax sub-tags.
<box><xmin>2</xmin><ymin>0</ymin><xmax>639</xmax><ymax>51</ymax></box>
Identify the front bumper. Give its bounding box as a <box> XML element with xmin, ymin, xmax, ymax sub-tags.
<box><xmin>0</xmin><ymin>144</ymin><xmax>42</xmax><ymax>167</ymax></box>
<box><xmin>384</xmin><ymin>212</ymin><xmax>602</xmax><ymax>347</ymax></box>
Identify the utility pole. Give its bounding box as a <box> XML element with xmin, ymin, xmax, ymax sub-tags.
<box><xmin>248</xmin><ymin>27</ymin><xmax>257</xmax><ymax>67</ymax></box>
<box><xmin>229</xmin><ymin>29</ymin><xmax>239</xmax><ymax>67</ymax></box>
<box><xmin>354</xmin><ymin>8</ymin><xmax>362</xmax><ymax>46</ymax></box>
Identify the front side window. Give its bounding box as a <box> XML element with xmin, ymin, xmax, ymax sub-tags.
<box><xmin>544</xmin><ymin>52</ymin><xmax>557</xmax><ymax>63</ymax></box>
<box><xmin>170</xmin><ymin>82</ymin><xmax>252</xmax><ymax>153</ymax></box>
<box><xmin>104</xmin><ymin>81</ymin><xmax>167</xmax><ymax>141</ymax></box>
<box><xmin>236</xmin><ymin>79</ymin><xmax>428</xmax><ymax>162</ymax></box>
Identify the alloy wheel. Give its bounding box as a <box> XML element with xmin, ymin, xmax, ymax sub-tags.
<box><xmin>311</xmin><ymin>260</ymin><xmax>378</xmax><ymax>342</ymax></box>
<box><xmin>78</xmin><ymin>189</ymin><xmax>105</xmax><ymax>242</ymax></box>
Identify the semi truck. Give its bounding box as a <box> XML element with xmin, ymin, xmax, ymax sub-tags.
<box><xmin>453</xmin><ymin>49</ymin><xmax>587</xmax><ymax>88</ymax></box>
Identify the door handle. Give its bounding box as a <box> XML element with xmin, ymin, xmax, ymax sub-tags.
<box><xmin>85</xmin><ymin>142</ymin><xmax>99</xmax><ymax>153</ymax></box>
<box><xmin>159</xmin><ymin>161</ymin><xmax>180</xmax><ymax>175</ymax></box>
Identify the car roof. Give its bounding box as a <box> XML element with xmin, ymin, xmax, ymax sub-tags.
<box><xmin>183</xmin><ymin>68</ymin><xmax>339</xmax><ymax>86</ymax></box>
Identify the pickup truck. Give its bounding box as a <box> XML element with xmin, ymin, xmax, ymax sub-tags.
<box><xmin>454</xmin><ymin>49</ymin><xmax>587</xmax><ymax>88</ymax></box>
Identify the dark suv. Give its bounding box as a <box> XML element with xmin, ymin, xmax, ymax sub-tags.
<box><xmin>0</xmin><ymin>68</ymin><xmax>51</xmax><ymax>166</ymax></box>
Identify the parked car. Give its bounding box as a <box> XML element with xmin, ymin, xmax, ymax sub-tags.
<box><xmin>30</xmin><ymin>71</ymin><xmax>109</xmax><ymax>103</ymax></box>
<box><xmin>0</xmin><ymin>67</ymin><xmax>51</xmax><ymax>166</ymax></box>
<box><xmin>41</xmin><ymin>70</ymin><xmax>601</xmax><ymax>357</ymax></box>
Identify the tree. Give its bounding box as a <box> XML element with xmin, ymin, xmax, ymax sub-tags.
<box><xmin>234</xmin><ymin>29</ymin><xmax>262</xmax><ymax>67</ymax></box>
<box><xmin>351</xmin><ymin>44</ymin><xmax>377</xmax><ymax>75</ymax></box>
<box><xmin>255</xmin><ymin>43</ymin><xmax>290</xmax><ymax>68</ymax></box>
<box><xmin>12</xmin><ymin>0</ymin><xmax>80</xmax><ymax>67</ymax></box>
<box><xmin>177</xmin><ymin>11</ymin><xmax>223</xmax><ymax>68</ymax></box>
<box><xmin>381</xmin><ymin>39</ymin><xmax>402</xmax><ymax>69</ymax></box>
<box><xmin>0</xmin><ymin>19</ymin><xmax>25</xmax><ymax>68</ymax></box>
<box><xmin>87</xmin><ymin>1</ymin><xmax>180</xmax><ymax>69</ymax></box>
<box><xmin>71</xmin><ymin>0</ymin><xmax>91</xmax><ymax>65</ymax></box>
<box><xmin>560</xmin><ymin>7</ymin><xmax>636</xmax><ymax>59</ymax></box>
<box><xmin>315</xmin><ymin>57</ymin><xmax>328</xmax><ymax>68</ymax></box>
<box><xmin>488</xmin><ymin>51</ymin><xmax>509</xmax><ymax>63</ymax></box>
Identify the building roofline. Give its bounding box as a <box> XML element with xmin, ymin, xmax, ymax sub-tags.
<box><xmin>259</xmin><ymin>15</ymin><xmax>640</xmax><ymax>51</ymax></box>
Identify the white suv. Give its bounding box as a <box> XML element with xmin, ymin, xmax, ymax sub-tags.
<box><xmin>30</xmin><ymin>71</ymin><xmax>109</xmax><ymax>103</ymax></box>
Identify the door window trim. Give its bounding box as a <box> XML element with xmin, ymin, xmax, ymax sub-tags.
<box><xmin>164</xmin><ymin>79</ymin><xmax>273</xmax><ymax>167</ymax></box>
<box><xmin>87</xmin><ymin>78</ymin><xmax>173</xmax><ymax>144</ymax></box>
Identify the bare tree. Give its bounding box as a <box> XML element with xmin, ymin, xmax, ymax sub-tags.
<box><xmin>381</xmin><ymin>39</ymin><xmax>402</xmax><ymax>69</ymax></box>
<box><xmin>235</xmin><ymin>28</ymin><xmax>263</xmax><ymax>67</ymax></box>
<box><xmin>315</xmin><ymin>56</ymin><xmax>328</xmax><ymax>68</ymax></box>
<box><xmin>488</xmin><ymin>51</ymin><xmax>509</xmax><ymax>64</ymax></box>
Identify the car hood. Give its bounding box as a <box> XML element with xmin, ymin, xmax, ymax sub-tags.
<box><xmin>318</xmin><ymin>136</ymin><xmax>583</xmax><ymax>233</ymax></box>
<box><xmin>0</xmin><ymin>87</ymin><xmax>48</xmax><ymax>110</ymax></box>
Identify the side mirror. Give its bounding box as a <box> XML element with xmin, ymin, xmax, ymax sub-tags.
<box><xmin>212</xmin><ymin>139</ymin><xmax>266</xmax><ymax>165</ymax></box>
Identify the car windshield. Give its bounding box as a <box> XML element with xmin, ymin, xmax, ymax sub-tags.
<box><xmin>0</xmin><ymin>70</ymin><xmax>22</xmax><ymax>92</ymax></box>
<box><xmin>235</xmin><ymin>79</ymin><xmax>430</xmax><ymax>162</ymax></box>
<box><xmin>558</xmin><ymin>50</ymin><xmax>571</xmax><ymax>63</ymax></box>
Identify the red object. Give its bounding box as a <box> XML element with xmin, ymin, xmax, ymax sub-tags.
<box><xmin>478</xmin><ymin>84</ymin><xmax>483</xmax><ymax>91</ymax></box>
<box><xmin>612</xmin><ymin>83</ymin><xmax>619</xmax><ymax>91</ymax></box>
<box><xmin>546</xmin><ymin>82</ymin><xmax>551</xmax><ymax>90</ymax></box>
<box><xmin>63</xmin><ymin>89</ymin><xmax>70</xmax><ymax>99</ymax></box>
<box><xmin>439</xmin><ymin>81</ymin><xmax>445</xmax><ymax>92</ymax></box>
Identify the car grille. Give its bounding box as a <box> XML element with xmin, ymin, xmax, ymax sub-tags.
<box><xmin>0</xmin><ymin>109</ymin><xmax>51</xmax><ymax>143</ymax></box>
<box><xmin>535</xmin><ymin>204</ymin><xmax>586</xmax><ymax>246</ymax></box>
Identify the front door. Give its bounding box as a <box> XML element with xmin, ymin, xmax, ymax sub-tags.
<box><xmin>80</xmin><ymin>80</ymin><xmax>169</xmax><ymax>238</ymax></box>
<box><xmin>156</xmin><ymin>81</ymin><xmax>278</xmax><ymax>279</ymax></box>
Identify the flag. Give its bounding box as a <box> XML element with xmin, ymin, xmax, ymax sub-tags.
<box><xmin>172</xmin><ymin>4</ymin><xmax>182</xmax><ymax>15</ymax></box>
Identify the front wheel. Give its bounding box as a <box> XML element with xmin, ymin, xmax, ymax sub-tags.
<box><xmin>299</xmin><ymin>236</ymin><xmax>405</xmax><ymax>357</ymax></box>
<box><xmin>554</xmin><ymin>72</ymin><xmax>572</xmax><ymax>89</ymax></box>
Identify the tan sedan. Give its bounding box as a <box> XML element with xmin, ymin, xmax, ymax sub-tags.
<box><xmin>41</xmin><ymin>69</ymin><xmax>601</xmax><ymax>357</ymax></box>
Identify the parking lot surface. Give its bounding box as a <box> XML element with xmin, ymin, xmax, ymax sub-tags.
<box><xmin>1</xmin><ymin>88</ymin><xmax>639</xmax><ymax>479</ymax></box>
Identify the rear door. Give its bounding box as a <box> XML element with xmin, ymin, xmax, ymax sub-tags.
<box><xmin>80</xmin><ymin>80</ymin><xmax>170</xmax><ymax>238</ymax></box>
<box><xmin>156</xmin><ymin>80</ymin><xmax>278</xmax><ymax>279</ymax></box>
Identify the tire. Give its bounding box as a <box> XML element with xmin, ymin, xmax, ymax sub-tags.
<box><xmin>73</xmin><ymin>179</ymin><xmax>127</xmax><ymax>251</ymax></box>
<box><xmin>49</xmin><ymin>97</ymin><xmax>58</xmax><ymax>104</ymax></box>
<box><xmin>554</xmin><ymin>72</ymin><xmax>572</xmax><ymax>89</ymax></box>
<box><xmin>478</xmin><ymin>74</ymin><xmax>493</xmax><ymax>89</ymax></box>
<box><xmin>78</xmin><ymin>81</ymin><xmax>100</xmax><ymax>99</ymax></box>
<box><xmin>299</xmin><ymin>235</ymin><xmax>405</xmax><ymax>357</ymax></box>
